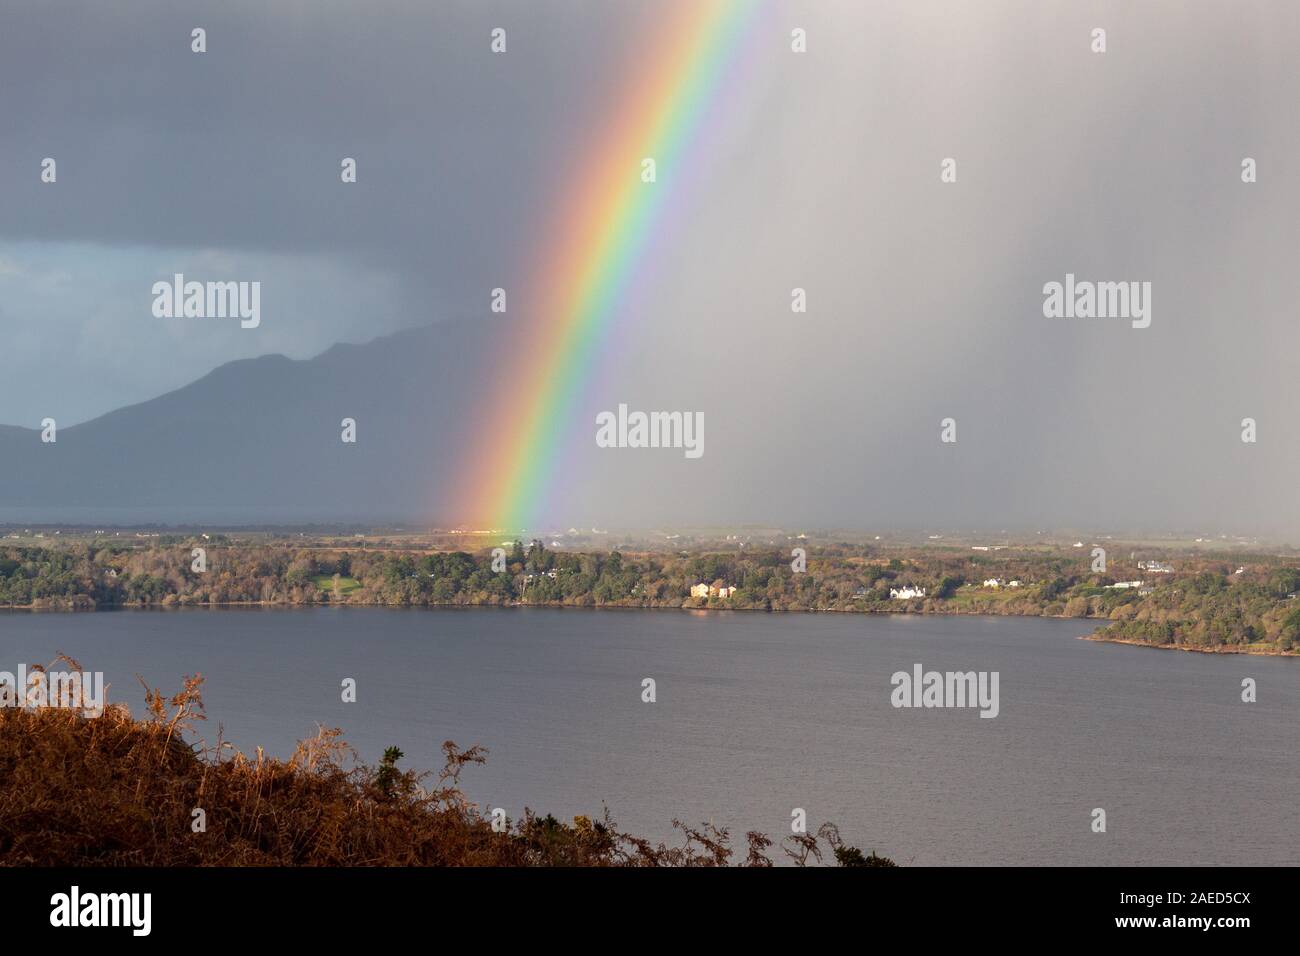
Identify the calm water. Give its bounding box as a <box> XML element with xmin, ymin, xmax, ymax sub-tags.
<box><xmin>2</xmin><ymin>607</ymin><xmax>1296</xmax><ymax>865</ymax></box>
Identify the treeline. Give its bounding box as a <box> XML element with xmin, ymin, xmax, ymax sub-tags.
<box><xmin>2</xmin><ymin>540</ymin><xmax>1298</xmax><ymax>652</ymax></box>
<box><xmin>1094</xmin><ymin>569</ymin><xmax>1300</xmax><ymax>652</ymax></box>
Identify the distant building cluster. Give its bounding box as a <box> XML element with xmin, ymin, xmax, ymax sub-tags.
<box><xmin>889</xmin><ymin>585</ymin><xmax>927</xmax><ymax>600</ymax></box>
<box><xmin>691</xmin><ymin>582</ymin><xmax>736</xmax><ymax>599</ymax></box>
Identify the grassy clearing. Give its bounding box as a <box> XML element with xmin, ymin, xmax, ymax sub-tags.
<box><xmin>312</xmin><ymin>574</ymin><xmax>361</xmax><ymax>594</ymax></box>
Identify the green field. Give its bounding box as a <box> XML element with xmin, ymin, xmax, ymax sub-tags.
<box><xmin>312</xmin><ymin>574</ymin><xmax>362</xmax><ymax>594</ymax></box>
<box><xmin>946</xmin><ymin>588</ymin><xmax>1022</xmax><ymax>607</ymax></box>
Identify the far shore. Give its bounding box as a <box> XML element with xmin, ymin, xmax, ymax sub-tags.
<box><xmin>6</xmin><ymin>597</ymin><xmax>1298</xmax><ymax>657</ymax></box>
<box><xmin>1</xmin><ymin>597</ymin><xmax>1106</xmax><ymax>619</ymax></box>
<box><xmin>1082</xmin><ymin>632</ymin><xmax>1299</xmax><ymax>657</ymax></box>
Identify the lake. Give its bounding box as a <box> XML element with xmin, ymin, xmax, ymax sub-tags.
<box><xmin>2</xmin><ymin>606</ymin><xmax>1296</xmax><ymax>865</ymax></box>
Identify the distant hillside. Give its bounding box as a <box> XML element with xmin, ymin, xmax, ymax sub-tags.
<box><xmin>0</xmin><ymin>318</ymin><xmax>510</xmax><ymax>523</ymax></box>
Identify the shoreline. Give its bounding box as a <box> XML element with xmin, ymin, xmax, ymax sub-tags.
<box><xmin>1081</xmin><ymin>633</ymin><xmax>1299</xmax><ymax>657</ymax></box>
<box><xmin>6</xmin><ymin>598</ymin><xmax>1297</xmax><ymax>657</ymax></box>
<box><xmin>0</xmin><ymin>597</ymin><xmax>1093</xmax><ymax>618</ymax></box>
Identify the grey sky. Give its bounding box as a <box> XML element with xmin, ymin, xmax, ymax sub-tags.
<box><xmin>2</xmin><ymin>1</ymin><xmax>1298</xmax><ymax>534</ymax></box>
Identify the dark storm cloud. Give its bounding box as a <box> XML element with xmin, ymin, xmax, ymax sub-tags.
<box><xmin>0</xmin><ymin>0</ymin><xmax>639</xmax><ymax>291</ymax></box>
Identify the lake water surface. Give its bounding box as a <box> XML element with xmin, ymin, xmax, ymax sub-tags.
<box><xmin>2</xmin><ymin>607</ymin><xmax>1296</xmax><ymax>865</ymax></box>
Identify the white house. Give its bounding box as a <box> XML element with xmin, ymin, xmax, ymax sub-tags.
<box><xmin>889</xmin><ymin>586</ymin><xmax>927</xmax><ymax>600</ymax></box>
<box><xmin>1105</xmin><ymin>580</ymin><xmax>1145</xmax><ymax>589</ymax></box>
<box><xmin>982</xmin><ymin>578</ymin><xmax>1002</xmax><ymax>589</ymax></box>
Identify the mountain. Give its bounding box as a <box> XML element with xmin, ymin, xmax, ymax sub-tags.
<box><xmin>0</xmin><ymin>318</ymin><xmax>512</xmax><ymax>525</ymax></box>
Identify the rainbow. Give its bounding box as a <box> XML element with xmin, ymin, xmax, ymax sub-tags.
<box><xmin>456</xmin><ymin>0</ymin><xmax>765</xmax><ymax>530</ymax></box>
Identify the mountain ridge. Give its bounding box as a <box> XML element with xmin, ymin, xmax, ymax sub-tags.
<box><xmin>0</xmin><ymin>316</ymin><xmax>508</xmax><ymax>523</ymax></box>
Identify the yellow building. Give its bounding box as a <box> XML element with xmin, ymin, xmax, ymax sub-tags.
<box><xmin>691</xmin><ymin>582</ymin><xmax>737</xmax><ymax>599</ymax></box>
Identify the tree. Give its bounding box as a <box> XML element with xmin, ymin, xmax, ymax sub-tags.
<box><xmin>935</xmin><ymin>576</ymin><xmax>963</xmax><ymax>599</ymax></box>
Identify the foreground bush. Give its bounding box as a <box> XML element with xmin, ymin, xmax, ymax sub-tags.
<box><xmin>0</xmin><ymin>658</ymin><xmax>892</xmax><ymax>867</ymax></box>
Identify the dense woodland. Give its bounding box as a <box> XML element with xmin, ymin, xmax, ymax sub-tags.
<box><xmin>2</xmin><ymin>538</ymin><xmax>1299</xmax><ymax>654</ymax></box>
